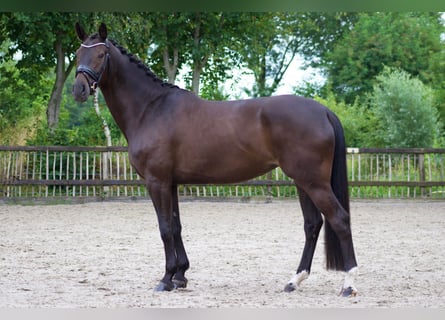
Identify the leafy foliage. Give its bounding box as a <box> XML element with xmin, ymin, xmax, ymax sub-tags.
<box><xmin>234</xmin><ymin>13</ymin><xmax>306</xmax><ymax>97</ymax></box>
<box><xmin>369</xmin><ymin>68</ymin><xmax>440</xmax><ymax>148</ymax></box>
<box><xmin>27</xmin><ymin>105</ymin><xmax>124</xmax><ymax>147</ymax></box>
<box><xmin>1</xmin><ymin>12</ymin><xmax>444</xmax><ymax>149</ymax></box>
<box><xmin>0</xmin><ymin>40</ymin><xmax>49</xmax><ymax>144</ymax></box>
<box><xmin>27</xmin><ymin>89</ymin><xmax>124</xmax><ymax>147</ymax></box>
<box><xmin>324</xmin><ymin>12</ymin><xmax>444</xmax><ymax>105</ymax></box>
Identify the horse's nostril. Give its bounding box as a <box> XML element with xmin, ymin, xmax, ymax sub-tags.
<box><xmin>72</xmin><ymin>81</ymin><xmax>88</xmax><ymax>102</ymax></box>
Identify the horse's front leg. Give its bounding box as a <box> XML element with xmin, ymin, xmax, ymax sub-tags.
<box><xmin>171</xmin><ymin>185</ymin><xmax>190</xmax><ymax>289</ymax></box>
<box><xmin>147</xmin><ymin>178</ymin><xmax>177</xmax><ymax>292</ymax></box>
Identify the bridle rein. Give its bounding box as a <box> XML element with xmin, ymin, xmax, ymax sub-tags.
<box><xmin>75</xmin><ymin>40</ymin><xmax>110</xmax><ymax>95</ymax></box>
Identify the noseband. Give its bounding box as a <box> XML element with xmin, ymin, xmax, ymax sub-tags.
<box><xmin>75</xmin><ymin>40</ymin><xmax>110</xmax><ymax>95</ymax></box>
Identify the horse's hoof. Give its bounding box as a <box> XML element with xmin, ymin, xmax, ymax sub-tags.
<box><xmin>172</xmin><ymin>278</ymin><xmax>188</xmax><ymax>289</ymax></box>
<box><xmin>284</xmin><ymin>283</ymin><xmax>296</xmax><ymax>293</ymax></box>
<box><xmin>154</xmin><ymin>281</ymin><xmax>174</xmax><ymax>292</ymax></box>
<box><xmin>339</xmin><ymin>286</ymin><xmax>357</xmax><ymax>297</ymax></box>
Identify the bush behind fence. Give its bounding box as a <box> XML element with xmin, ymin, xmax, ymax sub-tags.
<box><xmin>1</xmin><ymin>146</ymin><xmax>445</xmax><ymax>200</ymax></box>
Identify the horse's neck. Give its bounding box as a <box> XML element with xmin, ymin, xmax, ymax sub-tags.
<box><xmin>100</xmin><ymin>47</ymin><xmax>170</xmax><ymax>141</ymax></box>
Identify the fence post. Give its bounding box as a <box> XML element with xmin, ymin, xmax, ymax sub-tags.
<box><xmin>418</xmin><ymin>152</ymin><xmax>425</xmax><ymax>197</ymax></box>
<box><xmin>102</xmin><ymin>151</ymin><xmax>110</xmax><ymax>197</ymax></box>
<box><xmin>265</xmin><ymin>170</ymin><xmax>272</xmax><ymax>198</ymax></box>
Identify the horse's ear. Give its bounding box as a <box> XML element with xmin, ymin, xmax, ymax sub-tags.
<box><xmin>75</xmin><ymin>22</ymin><xmax>88</xmax><ymax>41</ymax></box>
<box><xmin>98</xmin><ymin>23</ymin><xmax>108</xmax><ymax>40</ymax></box>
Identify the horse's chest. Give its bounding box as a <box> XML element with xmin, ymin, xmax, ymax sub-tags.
<box><xmin>128</xmin><ymin>143</ymin><xmax>173</xmax><ymax>180</ymax></box>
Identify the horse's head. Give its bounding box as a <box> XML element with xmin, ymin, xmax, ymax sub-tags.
<box><xmin>73</xmin><ymin>22</ymin><xmax>110</xmax><ymax>102</ymax></box>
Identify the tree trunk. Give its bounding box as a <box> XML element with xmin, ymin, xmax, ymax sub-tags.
<box><xmin>163</xmin><ymin>47</ymin><xmax>178</xmax><ymax>84</ymax></box>
<box><xmin>93</xmin><ymin>90</ymin><xmax>112</xmax><ymax>147</ymax></box>
<box><xmin>253</xmin><ymin>55</ymin><xmax>267</xmax><ymax>97</ymax></box>
<box><xmin>191</xmin><ymin>65</ymin><xmax>201</xmax><ymax>95</ymax></box>
<box><xmin>93</xmin><ymin>89</ymin><xmax>112</xmax><ymax>196</ymax></box>
<box><xmin>46</xmin><ymin>41</ymin><xmax>75</xmax><ymax>131</ymax></box>
<box><xmin>93</xmin><ymin>90</ymin><xmax>111</xmax><ymax>196</ymax></box>
<box><xmin>191</xmin><ymin>15</ymin><xmax>209</xmax><ymax>96</ymax></box>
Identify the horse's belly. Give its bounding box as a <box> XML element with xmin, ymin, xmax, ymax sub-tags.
<box><xmin>173</xmin><ymin>156</ymin><xmax>277</xmax><ymax>185</ymax></box>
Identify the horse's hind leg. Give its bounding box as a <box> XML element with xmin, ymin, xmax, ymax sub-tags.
<box><xmin>284</xmin><ymin>187</ymin><xmax>323</xmax><ymax>292</ymax></box>
<box><xmin>304</xmin><ymin>183</ymin><xmax>358</xmax><ymax>296</ymax></box>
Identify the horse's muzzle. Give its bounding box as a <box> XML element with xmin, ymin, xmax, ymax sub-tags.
<box><xmin>72</xmin><ymin>75</ymin><xmax>90</xmax><ymax>103</ymax></box>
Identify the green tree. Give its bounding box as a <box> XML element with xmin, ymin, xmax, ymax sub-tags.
<box><xmin>143</xmin><ymin>13</ymin><xmax>188</xmax><ymax>84</ymax></box>
<box><xmin>143</xmin><ymin>12</ymin><xmax>239</xmax><ymax>96</ymax></box>
<box><xmin>324</xmin><ymin>12</ymin><xmax>444</xmax><ymax>105</ymax></box>
<box><xmin>297</xmin><ymin>12</ymin><xmax>359</xmax><ymax>67</ymax></box>
<box><xmin>231</xmin><ymin>13</ymin><xmax>358</xmax><ymax>98</ymax></box>
<box><xmin>234</xmin><ymin>13</ymin><xmax>302</xmax><ymax>97</ymax></box>
<box><xmin>370</xmin><ymin>68</ymin><xmax>440</xmax><ymax>148</ymax></box>
<box><xmin>0</xmin><ymin>39</ymin><xmax>49</xmax><ymax>144</ymax></box>
<box><xmin>427</xmin><ymin>36</ymin><xmax>445</xmax><ymax>130</ymax></box>
<box><xmin>0</xmin><ymin>12</ymin><xmax>150</xmax><ymax>133</ymax></box>
<box><xmin>0</xmin><ymin>13</ymin><xmax>94</xmax><ymax>130</ymax></box>
<box><xmin>187</xmin><ymin>12</ymin><xmax>226</xmax><ymax>95</ymax></box>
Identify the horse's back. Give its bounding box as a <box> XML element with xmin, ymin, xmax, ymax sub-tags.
<box><xmin>176</xmin><ymin>93</ymin><xmax>335</xmax><ymax>158</ymax></box>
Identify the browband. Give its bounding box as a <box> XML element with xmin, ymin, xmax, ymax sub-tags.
<box><xmin>81</xmin><ymin>42</ymin><xmax>108</xmax><ymax>48</ymax></box>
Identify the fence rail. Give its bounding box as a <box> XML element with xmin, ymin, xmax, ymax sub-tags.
<box><xmin>1</xmin><ymin>146</ymin><xmax>445</xmax><ymax>199</ymax></box>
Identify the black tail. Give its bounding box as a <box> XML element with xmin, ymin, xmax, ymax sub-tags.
<box><xmin>325</xmin><ymin>111</ymin><xmax>350</xmax><ymax>271</ymax></box>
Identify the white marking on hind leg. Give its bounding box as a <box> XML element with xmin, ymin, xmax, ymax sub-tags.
<box><xmin>340</xmin><ymin>266</ymin><xmax>358</xmax><ymax>296</ymax></box>
<box><xmin>286</xmin><ymin>270</ymin><xmax>309</xmax><ymax>291</ymax></box>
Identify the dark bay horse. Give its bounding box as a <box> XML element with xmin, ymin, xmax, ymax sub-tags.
<box><xmin>73</xmin><ymin>23</ymin><xmax>358</xmax><ymax>297</ymax></box>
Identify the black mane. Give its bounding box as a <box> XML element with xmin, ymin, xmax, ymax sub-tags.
<box><xmin>108</xmin><ymin>38</ymin><xmax>179</xmax><ymax>89</ymax></box>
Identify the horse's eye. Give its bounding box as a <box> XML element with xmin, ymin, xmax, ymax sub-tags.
<box><xmin>98</xmin><ymin>53</ymin><xmax>105</xmax><ymax>59</ymax></box>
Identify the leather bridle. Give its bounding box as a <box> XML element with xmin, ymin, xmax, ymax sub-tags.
<box><xmin>75</xmin><ymin>40</ymin><xmax>110</xmax><ymax>95</ymax></box>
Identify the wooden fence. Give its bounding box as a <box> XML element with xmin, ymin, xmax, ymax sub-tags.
<box><xmin>1</xmin><ymin>146</ymin><xmax>445</xmax><ymax>200</ymax></box>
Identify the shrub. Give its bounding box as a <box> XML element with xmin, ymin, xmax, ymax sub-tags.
<box><xmin>369</xmin><ymin>67</ymin><xmax>440</xmax><ymax>148</ymax></box>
